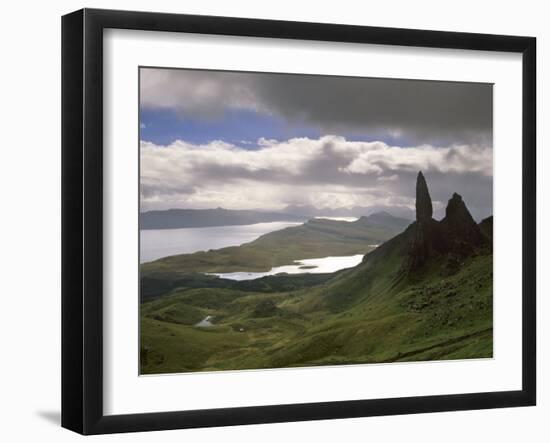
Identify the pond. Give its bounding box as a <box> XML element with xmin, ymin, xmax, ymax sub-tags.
<box><xmin>209</xmin><ymin>254</ymin><xmax>365</xmax><ymax>281</ymax></box>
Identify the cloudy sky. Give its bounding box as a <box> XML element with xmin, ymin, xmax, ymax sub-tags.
<box><xmin>140</xmin><ymin>67</ymin><xmax>493</xmax><ymax>220</ymax></box>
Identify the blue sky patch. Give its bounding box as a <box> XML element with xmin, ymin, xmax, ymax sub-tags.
<box><xmin>140</xmin><ymin>108</ymin><xmax>322</xmax><ymax>148</ymax></box>
<box><xmin>139</xmin><ymin>108</ymin><xmax>413</xmax><ymax>148</ymax></box>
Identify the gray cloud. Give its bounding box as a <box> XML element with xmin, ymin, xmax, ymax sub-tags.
<box><xmin>141</xmin><ymin>68</ymin><xmax>493</xmax><ymax>145</ymax></box>
<box><xmin>140</xmin><ymin>68</ymin><xmax>493</xmax><ymax>220</ymax></box>
<box><xmin>140</xmin><ymin>137</ymin><xmax>493</xmax><ymax>220</ymax></box>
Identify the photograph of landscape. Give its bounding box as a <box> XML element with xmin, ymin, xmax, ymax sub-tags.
<box><xmin>139</xmin><ymin>67</ymin><xmax>493</xmax><ymax>374</ymax></box>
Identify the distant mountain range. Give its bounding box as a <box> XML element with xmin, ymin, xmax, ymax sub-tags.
<box><xmin>281</xmin><ymin>204</ymin><xmax>415</xmax><ymax>220</ymax></box>
<box><xmin>140</xmin><ymin>206</ymin><xmax>413</xmax><ymax>230</ymax></box>
<box><xmin>140</xmin><ymin>208</ymin><xmax>307</xmax><ymax>230</ymax></box>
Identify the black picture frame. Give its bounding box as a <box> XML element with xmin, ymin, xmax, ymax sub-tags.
<box><xmin>62</xmin><ymin>8</ymin><xmax>536</xmax><ymax>435</ymax></box>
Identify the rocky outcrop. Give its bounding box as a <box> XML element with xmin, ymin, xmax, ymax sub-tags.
<box><xmin>479</xmin><ymin>216</ymin><xmax>493</xmax><ymax>240</ymax></box>
<box><xmin>440</xmin><ymin>193</ymin><xmax>484</xmax><ymax>256</ymax></box>
<box><xmin>415</xmin><ymin>171</ymin><xmax>433</xmax><ymax>222</ymax></box>
<box><xmin>408</xmin><ymin>172</ymin><xmax>488</xmax><ymax>270</ymax></box>
<box><xmin>409</xmin><ymin>172</ymin><xmax>439</xmax><ymax>269</ymax></box>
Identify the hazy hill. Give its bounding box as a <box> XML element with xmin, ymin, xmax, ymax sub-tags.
<box><xmin>140</xmin><ymin>207</ymin><xmax>307</xmax><ymax>230</ymax></box>
<box><xmin>282</xmin><ymin>204</ymin><xmax>415</xmax><ymax>220</ymax></box>
<box><xmin>360</xmin><ymin>211</ymin><xmax>413</xmax><ymax>231</ymax></box>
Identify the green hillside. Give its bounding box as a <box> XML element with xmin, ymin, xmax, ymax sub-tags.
<box><xmin>140</xmin><ymin>173</ymin><xmax>493</xmax><ymax>374</ymax></box>
<box><xmin>141</xmin><ymin>251</ymin><xmax>492</xmax><ymax>373</ymax></box>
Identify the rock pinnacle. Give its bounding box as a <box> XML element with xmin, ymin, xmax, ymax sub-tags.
<box><xmin>415</xmin><ymin>171</ymin><xmax>433</xmax><ymax>222</ymax></box>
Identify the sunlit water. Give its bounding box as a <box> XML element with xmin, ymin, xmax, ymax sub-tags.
<box><xmin>140</xmin><ymin>221</ymin><xmax>302</xmax><ymax>263</ymax></box>
<box><xmin>195</xmin><ymin>315</ymin><xmax>215</xmax><ymax>328</ymax></box>
<box><xmin>210</xmin><ymin>254</ymin><xmax>365</xmax><ymax>281</ymax></box>
<box><xmin>314</xmin><ymin>216</ymin><xmax>359</xmax><ymax>222</ymax></box>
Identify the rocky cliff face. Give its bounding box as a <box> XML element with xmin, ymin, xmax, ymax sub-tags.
<box><xmin>408</xmin><ymin>172</ymin><xmax>487</xmax><ymax>270</ymax></box>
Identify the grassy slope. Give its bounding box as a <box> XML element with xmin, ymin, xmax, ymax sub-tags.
<box><xmin>140</xmin><ymin>229</ymin><xmax>492</xmax><ymax>373</ymax></box>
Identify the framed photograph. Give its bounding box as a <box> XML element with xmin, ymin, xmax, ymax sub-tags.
<box><xmin>62</xmin><ymin>8</ymin><xmax>536</xmax><ymax>435</ymax></box>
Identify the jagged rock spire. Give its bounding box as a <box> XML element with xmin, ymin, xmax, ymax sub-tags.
<box><xmin>415</xmin><ymin>171</ymin><xmax>433</xmax><ymax>222</ymax></box>
<box><xmin>444</xmin><ymin>193</ymin><xmax>475</xmax><ymax>225</ymax></box>
<box><xmin>441</xmin><ymin>192</ymin><xmax>484</xmax><ymax>253</ymax></box>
